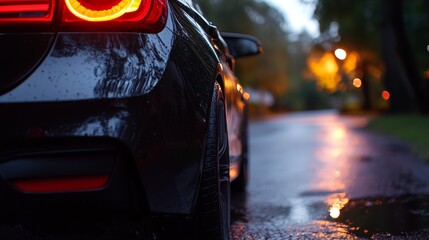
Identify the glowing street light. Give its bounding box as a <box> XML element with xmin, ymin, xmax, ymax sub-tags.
<box><xmin>334</xmin><ymin>48</ymin><xmax>347</xmax><ymax>60</ymax></box>
<box><xmin>353</xmin><ymin>78</ymin><xmax>362</xmax><ymax>88</ymax></box>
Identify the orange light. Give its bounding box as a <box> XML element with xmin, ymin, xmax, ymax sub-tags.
<box><xmin>327</xmin><ymin>193</ymin><xmax>349</xmax><ymax>219</ymax></box>
<box><xmin>353</xmin><ymin>78</ymin><xmax>362</xmax><ymax>88</ymax></box>
<box><xmin>382</xmin><ymin>90</ymin><xmax>390</xmax><ymax>100</ymax></box>
<box><xmin>64</xmin><ymin>0</ymin><xmax>142</xmax><ymax>22</ymax></box>
<box><xmin>425</xmin><ymin>70</ymin><xmax>429</xmax><ymax>79</ymax></box>
<box><xmin>307</xmin><ymin>52</ymin><xmax>340</xmax><ymax>93</ymax></box>
<box><xmin>243</xmin><ymin>92</ymin><xmax>250</xmax><ymax>101</ymax></box>
<box><xmin>230</xmin><ymin>167</ymin><xmax>239</xmax><ymax>180</ymax></box>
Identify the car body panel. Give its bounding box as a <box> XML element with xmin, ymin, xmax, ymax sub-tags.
<box><xmin>219</xmin><ymin>61</ymin><xmax>245</xmax><ymax>181</ymax></box>
<box><xmin>0</xmin><ymin>0</ymin><xmax>251</xmax><ymax>217</ymax></box>
<box><xmin>0</xmin><ymin>18</ymin><xmax>174</xmax><ymax>102</ymax></box>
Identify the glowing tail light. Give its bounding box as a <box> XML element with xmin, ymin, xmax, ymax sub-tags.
<box><xmin>12</xmin><ymin>175</ymin><xmax>110</xmax><ymax>193</ymax></box>
<box><xmin>0</xmin><ymin>0</ymin><xmax>54</xmax><ymax>24</ymax></box>
<box><xmin>0</xmin><ymin>0</ymin><xmax>168</xmax><ymax>32</ymax></box>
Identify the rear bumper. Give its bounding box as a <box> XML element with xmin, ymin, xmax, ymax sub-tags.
<box><xmin>0</xmin><ymin>89</ymin><xmax>207</xmax><ymax>216</ymax></box>
<box><xmin>0</xmin><ymin>139</ymin><xmax>147</xmax><ymax>216</ymax></box>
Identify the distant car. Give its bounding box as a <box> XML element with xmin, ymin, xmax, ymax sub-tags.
<box><xmin>0</xmin><ymin>0</ymin><xmax>261</xmax><ymax>239</ymax></box>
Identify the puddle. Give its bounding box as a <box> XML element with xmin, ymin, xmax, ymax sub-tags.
<box><xmin>230</xmin><ymin>191</ymin><xmax>429</xmax><ymax>238</ymax></box>
<box><xmin>329</xmin><ymin>195</ymin><xmax>429</xmax><ymax>238</ymax></box>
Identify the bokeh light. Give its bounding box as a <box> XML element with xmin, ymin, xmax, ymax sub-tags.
<box><xmin>327</xmin><ymin>193</ymin><xmax>349</xmax><ymax>220</ymax></box>
<box><xmin>382</xmin><ymin>90</ymin><xmax>390</xmax><ymax>100</ymax></box>
<box><xmin>334</xmin><ymin>48</ymin><xmax>347</xmax><ymax>60</ymax></box>
<box><xmin>329</xmin><ymin>205</ymin><xmax>341</xmax><ymax>219</ymax></box>
<box><xmin>353</xmin><ymin>78</ymin><xmax>362</xmax><ymax>88</ymax></box>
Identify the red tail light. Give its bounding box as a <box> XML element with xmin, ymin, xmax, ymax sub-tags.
<box><xmin>0</xmin><ymin>0</ymin><xmax>167</xmax><ymax>32</ymax></box>
<box><xmin>0</xmin><ymin>0</ymin><xmax>55</xmax><ymax>24</ymax></box>
<box><xmin>12</xmin><ymin>175</ymin><xmax>110</xmax><ymax>193</ymax></box>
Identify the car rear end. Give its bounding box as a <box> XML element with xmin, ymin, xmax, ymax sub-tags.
<box><xmin>0</xmin><ymin>1</ymin><xmax>217</xmax><ymax>233</ymax></box>
<box><xmin>0</xmin><ymin>0</ymin><xmax>168</xmax><ymax>217</ymax></box>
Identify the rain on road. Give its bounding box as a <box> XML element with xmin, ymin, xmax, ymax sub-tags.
<box><xmin>2</xmin><ymin>110</ymin><xmax>429</xmax><ymax>239</ymax></box>
<box><xmin>230</xmin><ymin>110</ymin><xmax>429</xmax><ymax>239</ymax></box>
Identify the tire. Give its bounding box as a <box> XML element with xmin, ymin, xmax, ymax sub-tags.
<box><xmin>198</xmin><ymin>83</ymin><xmax>230</xmax><ymax>240</ymax></box>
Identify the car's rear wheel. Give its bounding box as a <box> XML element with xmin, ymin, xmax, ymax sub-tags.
<box><xmin>198</xmin><ymin>84</ymin><xmax>230</xmax><ymax>240</ymax></box>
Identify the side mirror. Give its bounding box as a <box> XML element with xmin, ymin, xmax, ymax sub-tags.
<box><xmin>221</xmin><ymin>32</ymin><xmax>263</xmax><ymax>58</ymax></box>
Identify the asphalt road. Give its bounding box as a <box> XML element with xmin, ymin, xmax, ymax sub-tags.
<box><xmin>2</xmin><ymin>110</ymin><xmax>429</xmax><ymax>239</ymax></box>
<box><xmin>230</xmin><ymin>110</ymin><xmax>429</xmax><ymax>239</ymax></box>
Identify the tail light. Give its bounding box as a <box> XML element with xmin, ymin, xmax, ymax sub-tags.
<box><xmin>0</xmin><ymin>0</ymin><xmax>167</xmax><ymax>32</ymax></box>
<box><xmin>0</xmin><ymin>0</ymin><xmax>55</xmax><ymax>24</ymax></box>
<box><xmin>12</xmin><ymin>175</ymin><xmax>110</xmax><ymax>193</ymax></box>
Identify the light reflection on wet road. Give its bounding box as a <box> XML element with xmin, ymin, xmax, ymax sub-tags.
<box><xmin>230</xmin><ymin>110</ymin><xmax>429</xmax><ymax>239</ymax></box>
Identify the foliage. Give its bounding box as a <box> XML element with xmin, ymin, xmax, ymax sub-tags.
<box><xmin>314</xmin><ymin>0</ymin><xmax>381</xmax><ymax>53</ymax></box>
<box><xmin>367</xmin><ymin>115</ymin><xmax>429</xmax><ymax>161</ymax></box>
<box><xmin>403</xmin><ymin>0</ymin><xmax>429</xmax><ymax>78</ymax></box>
<box><xmin>194</xmin><ymin>0</ymin><xmax>290</xmax><ymax>98</ymax></box>
<box><xmin>285</xmin><ymin>31</ymin><xmax>332</xmax><ymax>110</ymax></box>
<box><xmin>193</xmin><ymin>0</ymin><xmax>338</xmax><ymax>111</ymax></box>
<box><xmin>313</xmin><ymin>0</ymin><xmax>429</xmax><ymax>113</ymax></box>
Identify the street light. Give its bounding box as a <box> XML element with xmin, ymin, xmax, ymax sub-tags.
<box><xmin>353</xmin><ymin>78</ymin><xmax>362</xmax><ymax>88</ymax></box>
<box><xmin>334</xmin><ymin>48</ymin><xmax>347</xmax><ymax>60</ymax></box>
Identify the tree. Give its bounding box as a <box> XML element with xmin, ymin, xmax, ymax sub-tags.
<box><xmin>313</xmin><ymin>0</ymin><xmax>384</xmax><ymax>111</ymax></box>
<box><xmin>313</xmin><ymin>0</ymin><xmax>429</xmax><ymax>113</ymax></box>
<box><xmin>194</xmin><ymin>0</ymin><xmax>290</xmax><ymax>100</ymax></box>
<box><xmin>401</xmin><ymin>0</ymin><xmax>429</xmax><ymax>113</ymax></box>
<box><xmin>287</xmin><ymin>31</ymin><xmax>332</xmax><ymax>110</ymax></box>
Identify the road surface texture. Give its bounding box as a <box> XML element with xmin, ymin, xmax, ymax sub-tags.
<box><xmin>230</xmin><ymin>110</ymin><xmax>429</xmax><ymax>239</ymax></box>
<box><xmin>2</xmin><ymin>110</ymin><xmax>429</xmax><ymax>239</ymax></box>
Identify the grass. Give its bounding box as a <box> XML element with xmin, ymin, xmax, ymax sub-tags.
<box><xmin>366</xmin><ymin>114</ymin><xmax>429</xmax><ymax>161</ymax></box>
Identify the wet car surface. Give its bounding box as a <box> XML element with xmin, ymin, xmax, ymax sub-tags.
<box><xmin>0</xmin><ymin>0</ymin><xmax>261</xmax><ymax>239</ymax></box>
<box><xmin>230</xmin><ymin>110</ymin><xmax>429</xmax><ymax>239</ymax></box>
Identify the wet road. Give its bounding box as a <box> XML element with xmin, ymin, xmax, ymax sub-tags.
<box><xmin>230</xmin><ymin>110</ymin><xmax>429</xmax><ymax>239</ymax></box>
<box><xmin>2</xmin><ymin>110</ymin><xmax>429</xmax><ymax>239</ymax></box>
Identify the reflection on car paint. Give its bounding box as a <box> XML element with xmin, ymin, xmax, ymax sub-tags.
<box><xmin>46</xmin><ymin>110</ymin><xmax>131</xmax><ymax>138</ymax></box>
<box><xmin>0</xmin><ymin>17</ymin><xmax>173</xmax><ymax>103</ymax></box>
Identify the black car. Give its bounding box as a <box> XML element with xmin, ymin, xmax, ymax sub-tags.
<box><xmin>0</xmin><ymin>0</ymin><xmax>261</xmax><ymax>239</ymax></box>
